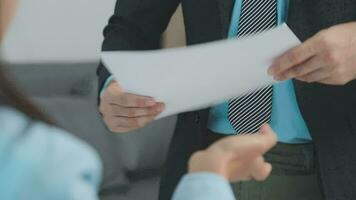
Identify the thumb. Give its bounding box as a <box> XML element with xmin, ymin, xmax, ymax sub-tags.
<box><xmin>228</xmin><ymin>124</ymin><xmax>277</xmax><ymax>158</ymax></box>
<box><xmin>257</xmin><ymin>124</ymin><xmax>278</xmax><ymax>154</ymax></box>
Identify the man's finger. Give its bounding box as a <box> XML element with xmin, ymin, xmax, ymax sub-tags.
<box><xmin>252</xmin><ymin>161</ymin><xmax>272</xmax><ymax>181</ymax></box>
<box><xmin>110</xmin><ymin>93</ymin><xmax>157</xmax><ymax>108</ymax></box>
<box><xmin>113</xmin><ymin>115</ymin><xmax>156</xmax><ymax>128</ymax></box>
<box><xmin>280</xmin><ymin>56</ymin><xmax>325</xmax><ymax>80</ymax></box>
<box><xmin>102</xmin><ymin>116</ymin><xmax>132</xmax><ymax>133</ymax></box>
<box><xmin>257</xmin><ymin>124</ymin><xmax>278</xmax><ymax>153</ymax></box>
<box><xmin>107</xmin><ymin>103</ymin><xmax>165</xmax><ymax>117</ymax></box>
<box><xmin>318</xmin><ymin>77</ymin><xmax>342</xmax><ymax>85</ymax></box>
<box><xmin>268</xmin><ymin>36</ymin><xmax>320</xmax><ymax>77</ymax></box>
<box><xmin>297</xmin><ymin>67</ymin><xmax>331</xmax><ymax>83</ymax></box>
<box><xmin>109</xmin><ymin>126</ymin><xmax>132</xmax><ymax>133</ymax></box>
<box><xmin>226</xmin><ymin>124</ymin><xmax>277</xmax><ymax>157</ymax></box>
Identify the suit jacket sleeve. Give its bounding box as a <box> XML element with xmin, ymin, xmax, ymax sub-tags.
<box><xmin>96</xmin><ymin>0</ymin><xmax>181</xmax><ymax>100</ymax></box>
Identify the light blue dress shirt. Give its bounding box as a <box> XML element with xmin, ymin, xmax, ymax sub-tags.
<box><xmin>0</xmin><ymin>107</ymin><xmax>102</xmax><ymax>200</ymax></box>
<box><xmin>208</xmin><ymin>0</ymin><xmax>312</xmax><ymax>144</ymax></box>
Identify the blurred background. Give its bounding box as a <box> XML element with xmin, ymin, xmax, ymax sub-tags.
<box><xmin>0</xmin><ymin>0</ymin><xmax>186</xmax><ymax>200</ymax></box>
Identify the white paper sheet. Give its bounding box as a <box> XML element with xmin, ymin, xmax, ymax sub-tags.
<box><xmin>101</xmin><ymin>24</ymin><xmax>301</xmax><ymax>119</ymax></box>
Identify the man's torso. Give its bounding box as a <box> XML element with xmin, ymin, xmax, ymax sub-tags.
<box><xmin>177</xmin><ymin>0</ymin><xmax>356</xmax><ymax>198</ymax></box>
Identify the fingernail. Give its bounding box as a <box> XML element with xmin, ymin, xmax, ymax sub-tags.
<box><xmin>156</xmin><ymin>105</ymin><xmax>165</xmax><ymax>112</ymax></box>
<box><xmin>146</xmin><ymin>100</ymin><xmax>156</xmax><ymax>106</ymax></box>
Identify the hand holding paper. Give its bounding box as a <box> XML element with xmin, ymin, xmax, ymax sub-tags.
<box><xmin>101</xmin><ymin>24</ymin><xmax>300</xmax><ymax>119</ymax></box>
<box><xmin>269</xmin><ymin>22</ymin><xmax>356</xmax><ymax>85</ymax></box>
<box><xmin>99</xmin><ymin>80</ymin><xmax>165</xmax><ymax>133</ymax></box>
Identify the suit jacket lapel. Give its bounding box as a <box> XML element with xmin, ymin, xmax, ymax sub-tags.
<box><xmin>198</xmin><ymin>0</ymin><xmax>234</xmax><ymax>130</ymax></box>
<box><xmin>217</xmin><ymin>0</ymin><xmax>234</xmax><ymax>37</ymax></box>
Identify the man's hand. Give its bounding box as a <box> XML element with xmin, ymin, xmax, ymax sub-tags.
<box><xmin>99</xmin><ymin>81</ymin><xmax>165</xmax><ymax>133</ymax></box>
<box><xmin>268</xmin><ymin>22</ymin><xmax>356</xmax><ymax>85</ymax></box>
<box><xmin>188</xmin><ymin>124</ymin><xmax>277</xmax><ymax>182</ymax></box>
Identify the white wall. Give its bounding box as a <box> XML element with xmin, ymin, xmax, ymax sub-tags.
<box><xmin>0</xmin><ymin>0</ymin><xmax>116</xmax><ymax>63</ymax></box>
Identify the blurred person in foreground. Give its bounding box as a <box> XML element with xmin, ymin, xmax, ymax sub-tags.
<box><xmin>0</xmin><ymin>0</ymin><xmax>101</xmax><ymax>199</ymax></box>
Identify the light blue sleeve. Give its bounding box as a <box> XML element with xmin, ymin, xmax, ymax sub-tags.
<box><xmin>0</xmin><ymin>107</ymin><xmax>102</xmax><ymax>200</ymax></box>
<box><xmin>172</xmin><ymin>173</ymin><xmax>236</xmax><ymax>200</ymax></box>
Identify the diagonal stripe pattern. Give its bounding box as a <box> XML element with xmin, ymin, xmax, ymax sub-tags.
<box><xmin>228</xmin><ymin>0</ymin><xmax>277</xmax><ymax>134</ymax></box>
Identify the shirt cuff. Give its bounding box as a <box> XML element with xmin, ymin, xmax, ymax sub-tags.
<box><xmin>172</xmin><ymin>173</ymin><xmax>236</xmax><ymax>200</ymax></box>
<box><xmin>99</xmin><ymin>75</ymin><xmax>115</xmax><ymax>98</ymax></box>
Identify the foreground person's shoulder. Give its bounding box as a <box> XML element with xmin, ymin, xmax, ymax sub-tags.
<box><xmin>0</xmin><ymin>106</ymin><xmax>102</xmax><ymax>200</ymax></box>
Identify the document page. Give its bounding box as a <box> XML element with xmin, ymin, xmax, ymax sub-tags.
<box><xmin>101</xmin><ymin>24</ymin><xmax>300</xmax><ymax>119</ymax></box>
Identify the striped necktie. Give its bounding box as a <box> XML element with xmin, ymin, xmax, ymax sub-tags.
<box><xmin>228</xmin><ymin>0</ymin><xmax>277</xmax><ymax>134</ymax></box>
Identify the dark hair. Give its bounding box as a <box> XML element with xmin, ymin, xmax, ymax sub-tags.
<box><xmin>0</xmin><ymin>64</ymin><xmax>53</xmax><ymax>124</ymax></box>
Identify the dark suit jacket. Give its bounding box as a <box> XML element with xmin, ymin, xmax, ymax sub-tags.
<box><xmin>97</xmin><ymin>0</ymin><xmax>356</xmax><ymax>199</ymax></box>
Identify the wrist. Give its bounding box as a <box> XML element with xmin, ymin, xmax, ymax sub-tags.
<box><xmin>100</xmin><ymin>76</ymin><xmax>116</xmax><ymax>98</ymax></box>
<box><xmin>188</xmin><ymin>151</ymin><xmax>227</xmax><ymax>178</ymax></box>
